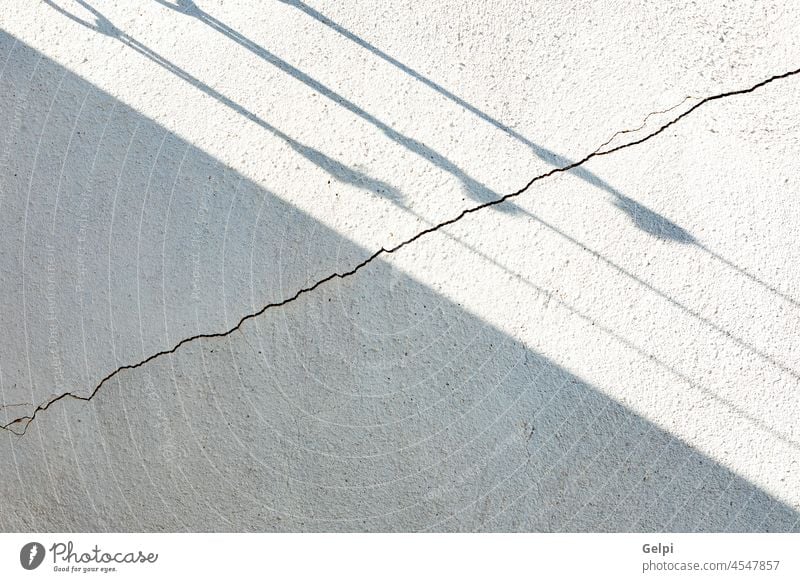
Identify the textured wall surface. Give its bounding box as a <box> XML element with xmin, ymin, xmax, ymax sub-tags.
<box><xmin>0</xmin><ymin>1</ymin><xmax>798</xmax><ymax>531</ymax></box>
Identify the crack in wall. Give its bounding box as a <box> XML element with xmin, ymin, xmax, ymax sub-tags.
<box><xmin>3</xmin><ymin>66</ymin><xmax>799</xmax><ymax>436</ymax></box>
<box><xmin>591</xmin><ymin>94</ymin><xmax>699</xmax><ymax>155</ymax></box>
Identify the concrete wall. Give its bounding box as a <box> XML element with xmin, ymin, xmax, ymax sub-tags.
<box><xmin>1</xmin><ymin>1</ymin><xmax>798</xmax><ymax>531</ymax></box>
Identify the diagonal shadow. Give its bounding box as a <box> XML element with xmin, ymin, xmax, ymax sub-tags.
<box><xmin>0</xmin><ymin>29</ymin><xmax>796</xmax><ymax>532</ymax></box>
<box><xmin>42</xmin><ymin>0</ymin><xmax>405</xmax><ymax>205</ymax></box>
<box><xmin>274</xmin><ymin>0</ymin><xmax>696</xmax><ymax>241</ymax></box>
<box><xmin>276</xmin><ymin>0</ymin><xmax>800</xmax><ymax>312</ymax></box>
<box><xmin>45</xmin><ymin>0</ymin><xmax>705</xmax><ymax>248</ymax></box>
<box><xmin>53</xmin><ymin>0</ymin><xmax>514</xmax><ymax>212</ymax></box>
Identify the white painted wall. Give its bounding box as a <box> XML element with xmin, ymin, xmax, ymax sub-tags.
<box><xmin>0</xmin><ymin>1</ymin><xmax>798</xmax><ymax>531</ymax></box>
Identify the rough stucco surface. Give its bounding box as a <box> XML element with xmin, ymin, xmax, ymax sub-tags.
<box><xmin>0</xmin><ymin>1</ymin><xmax>798</xmax><ymax>531</ymax></box>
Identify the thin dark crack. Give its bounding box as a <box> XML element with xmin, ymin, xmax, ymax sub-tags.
<box><xmin>592</xmin><ymin>95</ymin><xmax>698</xmax><ymax>155</ymax></box>
<box><xmin>3</xmin><ymin>66</ymin><xmax>799</xmax><ymax>436</ymax></box>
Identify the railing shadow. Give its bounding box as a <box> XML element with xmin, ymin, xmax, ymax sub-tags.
<box><xmin>42</xmin><ymin>0</ymin><xmax>707</xmax><ymax>248</ymax></box>
<box><xmin>276</xmin><ymin>0</ymin><xmax>800</xmax><ymax>313</ymax></box>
